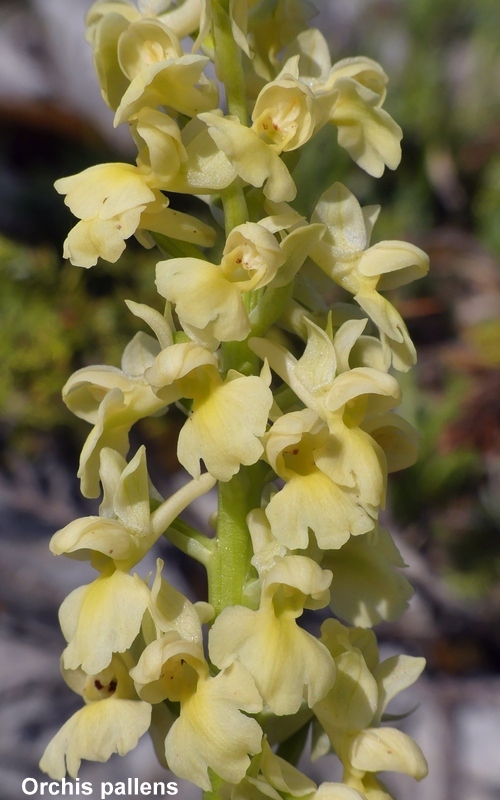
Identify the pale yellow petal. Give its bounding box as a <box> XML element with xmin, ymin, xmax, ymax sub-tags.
<box><xmin>133</xmin><ymin>107</ymin><xmax>186</xmax><ymax>183</ymax></box>
<box><xmin>209</xmin><ymin>603</ymin><xmax>335</xmax><ymax>715</ymax></box>
<box><xmin>314</xmin><ymin>649</ymin><xmax>378</xmax><ymax>734</ymax></box>
<box><xmin>330</xmin><ymin>79</ymin><xmax>402</xmax><ymax>177</ymax></box>
<box><xmin>358</xmin><ymin>240</ymin><xmax>429</xmax><ymax>290</ymax></box>
<box><xmin>269</xmin><ymin>223</ymin><xmax>325</xmax><ymax>288</ymax></box>
<box><xmin>177</xmin><ymin>374</ymin><xmax>272</xmax><ymax>480</ymax></box>
<box><xmin>50</xmin><ymin>516</ymin><xmax>137</xmax><ymax>563</ymax></box>
<box><xmin>355</xmin><ymin>291</ymin><xmax>416</xmax><ymax>371</ymax></box>
<box><xmin>313</xmin><ymin>785</ymin><xmax>366</xmax><ymax>800</ymax></box>
<box><xmin>320</xmin><ymin>617</ymin><xmax>378</xmax><ymax>670</ymax></box>
<box><xmin>124</xmin><ymin>298</ymin><xmax>174</xmax><ymax>349</ymax></box>
<box><xmin>75</xmin><ymin>380</ymin><xmax>166</xmax><ymax>499</ymax></box>
<box><xmin>62</xmin><ymin>366</ymin><xmax>133</xmax><ymax>423</ymax></box>
<box><xmin>315</xmin><ymin>423</ymin><xmax>386</xmax><ymax>509</ymax></box>
<box><xmin>120</xmin><ymin>331</ymin><xmax>161</xmax><ymax>377</ymax></box>
<box><xmin>361</xmin><ymin>413</ymin><xmax>419</xmax><ymax>473</ymax></box>
<box><xmin>311</xmin><ymin>182</ymin><xmax>367</xmax><ymax>254</ymax></box>
<box><xmin>39</xmin><ymin>697</ymin><xmax>151</xmax><ymax>779</ymax></box>
<box><xmin>60</xmin><ymin>572</ymin><xmax>150</xmax><ymax>674</ymax></box>
<box><xmin>115</xmin><ymin>56</ymin><xmax>218</xmax><ymax>125</ymax></box>
<box><xmin>109</xmin><ymin>444</ymin><xmax>150</xmax><ymax>532</ymax></box>
<box><xmin>149</xmin><ymin>559</ymin><xmax>204</xmax><ymax>643</ymax></box>
<box><xmin>87</xmin><ymin>11</ymin><xmax>132</xmax><ymax>110</ymax></box>
<box><xmin>159</xmin><ymin>0</ymin><xmax>203</xmax><ymax>38</ymax></box>
<box><xmin>327</xmin><ymin>56</ymin><xmax>388</xmax><ymax>101</ymax></box>
<box><xmin>55</xmin><ymin>163</ymin><xmax>154</xmax><ymax>220</ymax></box>
<box><xmin>373</xmin><ymin>655</ymin><xmax>426</xmax><ymax>720</ymax></box>
<box><xmin>260</xmin><ymin>739</ymin><xmax>317</xmax><ymax>796</ymax></box>
<box><xmin>266</xmin><ymin>472</ymin><xmax>375</xmax><ymax>551</ymax></box>
<box><xmin>160</xmin><ymin>116</ymin><xmax>237</xmax><ymax>193</ymax></box>
<box><xmin>165</xmin><ymin>663</ymin><xmax>263</xmax><ymax>790</ymax></box>
<box><xmin>156</xmin><ymin>257</ymin><xmax>249</xmax><ymax>342</ymax></box>
<box><xmin>63</xmin><ymin>212</ymin><xmax>141</xmax><ymax>268</ymax></box>
<box><xmin>145</xmin><ymin>341</ymin><xmax>218</xmax><ymax>399</ymax></box>
<box><xmin>199</xmin><ymin>113</ymin><xmax>297</xmax><ymax>202</ymax></box>
<box><xmin>333</xmin><ymin>319</ymin><xmax>368</xmax><ymax>374</ymax></box>
<box><xmin>294</xmin><ymin>318</ymin><xmax>337</xmax><ymax>394</ymax></box>
<box><xmin>323</xmin><ymin>529</ymin><xmax>413</xmax><ymax>627</ymax></box>
<box><xmin>325</xmin><ymin>368</ymin><xmax>401</xmax><ymax>413</ymax></box>
<box><xmin>349</xmin><ymin>727</ymin><xmax>428</xmax><ymax>780</ymax></box>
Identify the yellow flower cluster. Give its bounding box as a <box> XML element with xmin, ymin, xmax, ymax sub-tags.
<box><xmin>42</xmin><ymin>1</ymin><xmax>430</xmax><ymax>797</ymax></box>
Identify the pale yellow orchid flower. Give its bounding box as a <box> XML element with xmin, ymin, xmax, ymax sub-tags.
<box><xmin>52</xmin><ymin>446</ymin><xmax>215</xmax><ymax>674</ymax></box>
<box><xmin>209</xmin><ymin>555</ymin><xmax>335</xmax><ymax>715</ymax></box>
<box><xmin>86</xmin><ymin>0</ymin><xmax>204</xmax><ymax>42</ymax></box>
<box><xmin>309</xmin><ymin>182</ymin><xmax>429</xmax><ymax>370</ymax></box>
<box><xmin>154</xmin><ymin>214</ymin><xmax>321</xmax><ymax>346</ymax></box>
<box><xmin>225</xmin><ymin>738</ymin><xmax>317</xmax><ymax>800</ymax></box>
<box><xmin>146</xmin><ymin>347</ymin><xmax>274</xmax><ymax>480</ymax></box>
<box><xmin>251</xmin><ymin>57</ymin><xmax>318</xmax><ymax>153</ymax></box>
<box><xmin>322</xmin><ymin>527</ymin><xmax>414</xmax><ymax>628</ymax></box>
<box><xmin>130</xmin><ymin>630</ymin><xmax>263</xmax><ymax>790</ymax></box>
<box><xmin>51</xmin><ymin>447</ymin><xmax>215</xmax><ymax>572</ymax></box>
<box><xmin>251</xmin><ymin>319</ymin><xmax>402</xmax><ymax>509</ymax></box>
<box><xmin>155</xmin><ymin>222</ymin><xmax>285</xmax><ymax>342</ymax></box>
<box><xmin>40</xmin><ymin>653</ymin><xmax>152</xmax><ymax>779</ymax></box>
<box><xmin>114</xmin><ymin>18</ymin><xmax>218</xmax><ymax>124</ymax></box>
<box><xmin>55</xmin><ymin>162</ymin><xmax>216</xmax><ymax>268</ymax></box>
<box><xmin>284</xmin><ymin>28</ymin><xmax>402</xmax><ymax>176</ymax></box>
<box><xmin>313</xmin><ymin>620</ymin><xmax>427</xmax><ymax>786</ymax></box>
<box><xmin>286</xmin><ymin>29</ymin><xmax>388</xmax><ymax>108</ymax></box>
<box><xmin>63</xmin><ymin>328</ymin><xmax>174</xmax><ymax>497</ymax></box>
<box><xmin>86</xmin><ymin>1</ymin><xmax>206</xmax><ymax>109</ymax></box>
<box><xmin>328</xmin><ymin>78</ymin><xmax>403</xmax><ymax>178</ymax></box>
<box><xmin>132</xmin><ymin>109</ymin><xmax>237</xmax><ymax>193</ymax></box>
<box><xmin>264</xmin><ymin>408</ymin><xmax>377</xmax><ymax>551</ymax></box>
<box><xmin>199</xmin><ymin>112</ymin><xmax>297</xmax><ymax>202</ymax></box>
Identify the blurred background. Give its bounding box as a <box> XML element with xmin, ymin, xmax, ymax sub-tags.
<box><xmin>0</xmin><ymin>0</ymin><xmax>499</xmax><ymax>798</ymax></box>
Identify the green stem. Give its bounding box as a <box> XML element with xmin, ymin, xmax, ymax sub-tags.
<box><xmin>163</xmin><ymin>520</ymin><xmax>214</xmax><ymax>566</ymax></box>
<box><xmin>208</xmin><ymin>463</ymin><xmax>267</xmax><ymax>615</ymax></box>
<box><xmin>211</xmin><ymin>0</ymin><xmax>248</xmax><ymax>124</ymax></box>
<box><xmin>221</xmin><ymin>180</ymin><xmax>249</xmax><ymax>236</ymax></box>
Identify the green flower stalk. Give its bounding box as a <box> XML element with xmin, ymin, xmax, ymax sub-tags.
<box><xmin>41</xmin><ymin>0</ymin><xmax>430</xmax><ymax>796</ymax></box>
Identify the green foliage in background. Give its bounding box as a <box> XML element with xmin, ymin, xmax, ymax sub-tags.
<box><xmin>0</xmin><ymin>235</ymin><xmax>157</xmax><ymax>437</ymax></box>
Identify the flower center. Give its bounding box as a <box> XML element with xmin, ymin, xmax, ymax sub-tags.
<box><xmin>253</xmin><ymin>100</ymin><xmax>301</xmax><ymax>151</ymax></box>
<box><xmin>143</xmin><ymin>39</ymin><xmax>169</xmax><ymax>64</ymax></box>
<box><xmin>83</xmin><ymin>666</ymin><xmax>118</xmax><ymax>702</ymax></box>
<box><xmin>160</xmin><ymin>656</ymin><xmax>199</xmax><ymax>702</ymax></box>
